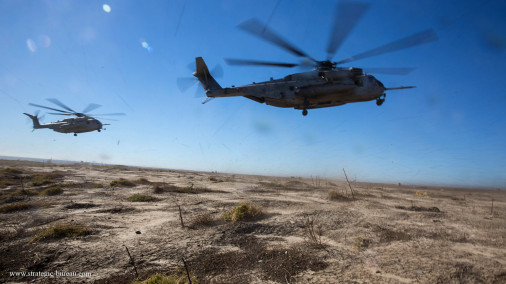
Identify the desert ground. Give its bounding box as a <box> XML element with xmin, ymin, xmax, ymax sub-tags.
<box><xmin>0</xmin><ymin>159</ymin><xmax>505</xmax><ymax>283</ymax></box>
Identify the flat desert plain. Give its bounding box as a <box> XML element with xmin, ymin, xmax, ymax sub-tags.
<box><xmin>0</xmin><ymin>159</ymin><xmax>505</xmax><ymax>283</ymax></box>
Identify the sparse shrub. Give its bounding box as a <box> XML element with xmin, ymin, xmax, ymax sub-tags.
<box><xmin>110</xmin><ymin>179</ymin><xmax>136</xmax><ymax>187</ymax></box>
<box><xmin>39</xmin><ymin>186</ymin><xmax>63</xmax><ymax>196</ymax></box>
<box><xmin>32</xmin><ymin>224</ymin><xmax>91</xmax><ymax>242</ymax></box>
<box><xmin>303</xmin><ymin>214</ymin><xmax>326</xmax><ymax>248</ymax></box>
<box><xmin>92</xmin><ymin>182</ymin><xmax>103</xmax><ymax>188</ymax></box>
<box><xmin>189</xmin><ymin>212</ymin><xmax>215</xmax><ymax>228</ymax></box>
<box><xmin>353</xmin><ymin>237</ymin><xmax>370</xmax><ymax>251</ymax></box>
<box><xmin>127</xmin><ymin>194</ymin><xmax>159</xmax><ymax>202</ymax></box>
<box><xmin>222</xmin><ymin>202</ymin><xmax>263</xmax><ymax>222</ymax></box>
<box><xmin>328</xmin><ymin>190</ymin><xmax>351</xmax><ymax>201</ymax></box>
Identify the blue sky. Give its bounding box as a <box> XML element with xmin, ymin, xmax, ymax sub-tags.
<box><xmin>0</xmin><ymin>0</ymin><xmax>505</xmax><ymax>188</ymax></box>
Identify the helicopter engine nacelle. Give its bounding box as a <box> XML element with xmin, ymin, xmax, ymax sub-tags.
<box><xmin>296</xmin><ymin>84</ymin><xmax>355</xmax><ymax>97</ymax></box>
<box><xmin>324</xmin><ymin>68</ymin><xmax>363</xmax><ymax>81</ymax></box>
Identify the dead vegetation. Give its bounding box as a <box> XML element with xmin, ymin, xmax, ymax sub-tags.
<box><xmin>127</xmin><ymin>194</ymin><xmax>159</xmax><ymax>202</ymax></box>
<box><xmin>189</xmin><ymin>235</ymin><xmax>327</xmax><ymax>283</ymax></box>
<box><xmin>188</xmin><ymin>212</ymin><xmax>216</xmax><ymax>228</ymax></box>
<box><xmin>395</xmin><ymin>205</ymin><xmax>442</xmax><ymax>212</ymax></box>
<box><xmin>328</xmin><ymin>189</ymin><xmax>352</xmax><ymax>201</ymax></box>
<box><xmin>302</xmin><ymin>214</ymin><xmax>326</xmax><ymax>248</ymax></box>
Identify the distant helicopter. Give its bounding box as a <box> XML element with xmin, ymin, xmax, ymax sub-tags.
<box><xmin>24</xmin><ymin>98</ymin><xmax>124</xmax><ymax>136</ymax></box>
<box><xmin>186</xmin><ymin>2</ymin><xmax>437</xmax><ymax>116</ymax></box>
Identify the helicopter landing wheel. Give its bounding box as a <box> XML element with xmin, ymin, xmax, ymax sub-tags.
<box><xmin>302</xmin><ymin>109</ymin><xmax>308</xmax><ymax>116</ymax></box>
<box><xmin>74</xmin><ymin>133</ymin><xmax>77</xmax><ymax>136</ymax></box>
<box><xmin>98</xmin><ymin>129</ymin><xmax>101</xmax><ymax>132</ymax></box>
<box><xmin>376</xmin><ymin>98</ymin><xmax>384</xmax><ymax>106</ymax></box>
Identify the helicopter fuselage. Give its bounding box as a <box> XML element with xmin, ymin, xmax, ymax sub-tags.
<box><xmin>30</xmin><ymin>116</ymin><xmax>103</xmax><ymax>134</ymax></box>
<box><xmin>207</xmin><ymin>68</ymin><xmax>385</xmax><ymax>110</ymax></box>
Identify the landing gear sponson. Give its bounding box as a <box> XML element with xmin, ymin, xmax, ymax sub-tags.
<box><xmin>376</xmin><ymin>94</ymin><xmax>386</xmax><ymax>106</ymax></box>
<box><xmin>302</xmin><ymin>98</ymin><xmax>309</xmax><ymax>116</ymax></box>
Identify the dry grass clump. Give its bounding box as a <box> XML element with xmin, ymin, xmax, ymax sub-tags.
<box><xmin>137</xmin><ymin>177</ymin><xmax>150</xmax><ymax>184</ymax></box>
<box><xmin>137</xmin><ymin>270</ymin><xmax>197</xmax><ymax>284</ymax></box>
<box><xmin>30</xmin><ymin>172</ymin><xmax>63</xmax><ymax>186</ymax></box>
<box><xmin>32</xmin><ymin>223</ymin><xmax>91</xmax><ymax>242</ymax></box>
<box><xmin>1</xmin><ymin>189</ymin><xmax>38</xmax><ymax>200</ymax></box>
<box><xmin>152</xmin><ymin>184</ymin><xmax>166</xmax><ymax>194</ymax></box>
<box><xmin>209</xmin><ymin>176</ymin><xmax>224</xmax><ymax>182</ymax></box>
<box><xmin>152</xmin><ymin>183</ymin><xmax>211</xmax><ymax>194</ymax></box>
<box><xmin>328</xmin><ymin>190</ymin><xmax>352</xmax><ymax>201</ymax></box>
<box><xmin>0</xmin><ymin>201</ymin><xmax>51</xmax><ymax>213</ymax></box>
<box><xmin>0</xmin><ymin>202</ymin><xmax>35</xmax><ymax>213</ymax></box>
<box><xmin>39</xmin><ymin>186</ymin><xmax>63</xmax><ymax>196</ymax></box>
<box><xmin>416</xmin><ymin>190</ymin><xmax>431</xmax><ymax>197</ymax></box>
<box><xmin>127</xmin><ymin>194</ymin><xmax>159</xmax><ymax>202</ymax></box>
<box><xmin>222</xmin><ymin>202</ymin><xmax>263</xmax><ymax>222</ymax></box>
<box><xmin>110</xmin><ymin>179</ymin><xmax>136</xmax><ymax>187</ymax></box>
<box><xmin>0</xmin><ymin>167</ymin><xmax>24</xmax><ymax>188</ymax></box>
<box><xmin>189</xmin><ymin>212</ymin><xmax>215</xmax><ymax>228</ymax></box>
<box><xmin>353</xmin><ymin>236</ymin><xmax>371</xmax><ymax>252</ymax></box>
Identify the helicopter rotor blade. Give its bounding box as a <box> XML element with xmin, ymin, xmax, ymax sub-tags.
<box><xmin>384</xmin><ymin>86</ymin><xmax>415</xmax><ymax>90</ymax></box>
<box><xmin>177</xmin><ymin>77</ymin><xmax>198</xmax><ymax>93</ymax></box>
<box><xmin>225</xmin><ymin>58</ymin><xmax>299</xmax><ymax>68</ymax></box>
<box><xmin>28</xmin><ymin>103</ymin><xmax>72</xmax><ymax>114</ymax></box>
<box><xmin>47</xmin><ymin>112</ymin><xmax>72</xmax><ymax>116</ymax></box>
<box><xmin>82</xmin><ymin>103</ymin><xmax>102</xmax><ymax>114</ymax></box>
<box><xmin>326</xmin><ymin>1</ymin><xmax>370</xmax><ymax>60</ymax></box>
<box><xmin>46</xmin><ymin>98</ymin><xmax>77</xmax><ymax>113</ymax></box>
<box><xmin>89</xmin><ymin>113</ymin><xmax>126</xmax><ymax>116</ymax></box>
<box><xmin>238</xmin><ymin>18</ymin><xmax>316</xmax><ymax>62</ymax></box>
<box><xmin>336</xmin><ymin>29</ymin><xmax>438</xmax><ymax>65</ymax></box>
<box><xmin>363</xmin><ymin>67</ymin><xmax>416</xmax><ymax>75</ymax></box>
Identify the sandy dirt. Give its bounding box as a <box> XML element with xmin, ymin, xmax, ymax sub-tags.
<box><xmin>1</xmin><ymin>159</ymin><xmax>505</xmax><ymax>283</ymax></box>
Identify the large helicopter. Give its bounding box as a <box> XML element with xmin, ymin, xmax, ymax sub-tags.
<box><xmin>189</xmin><ymin>2</ymin><xmax>438</xmax><ymax>116</ymax></box>
<box><xmin>24</xmin><ymin>98</ymin><xmax>125</xmax><ymax>136</ymax></box>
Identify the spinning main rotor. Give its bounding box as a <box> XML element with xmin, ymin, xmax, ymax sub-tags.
<box><xmin>226</xmin><ymin>1</ymin><xmax>438</xmax><ymax>73</ymax></box>
<box><xmin>29</xmin><ymin>99</ymin><xmax>125</xmax><ymax>119</ymax></box>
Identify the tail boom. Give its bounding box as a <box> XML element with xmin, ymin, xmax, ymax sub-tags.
<box><xmin>193</xmin><ymin>57</ymin><xmax>222</xmax><ymax>96</ymax></box>
<box><xmin>23</xmin><ymin>113</ymin><xmax>43</xmax><ymax>129</ymax></box>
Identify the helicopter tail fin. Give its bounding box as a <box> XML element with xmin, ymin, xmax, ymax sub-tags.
<box><xmin>23</xmin><ymin>113</ymin><xmax>42</xmax><ymax>129</ymax></box>
<box><xmin>193</xmin><ymin>57</ymin><xmax>222</xmax><ymax>96</ymax></box>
